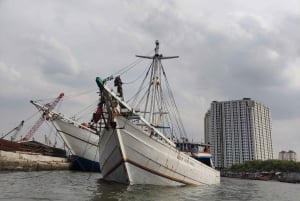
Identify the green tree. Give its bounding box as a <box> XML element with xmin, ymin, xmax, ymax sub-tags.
<box><xmin>228</xmin><ymin>160</ymin><xmax>300</xmax><ymax>173</ymax></box>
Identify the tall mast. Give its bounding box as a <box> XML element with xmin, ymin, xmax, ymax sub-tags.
<box><xmin>136</xmin><ymin>40</ymin><xmax>178</xmax><ymax>126</ymax></box>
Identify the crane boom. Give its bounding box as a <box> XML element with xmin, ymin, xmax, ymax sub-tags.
<box><xmin>1</xmin><ymin>120</ymin><xmax>24</xmax><ymax>140</ymax></box>
<box><xmin>21</xmin><ymin>93</ymin><xmax>64</xmax><ymax>142</ymax></box>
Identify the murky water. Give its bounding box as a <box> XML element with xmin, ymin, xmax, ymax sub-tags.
<box><xmin>0</xmin><ymin>171</ymin><xmax>299</xmax><ymax>201</ymax></box>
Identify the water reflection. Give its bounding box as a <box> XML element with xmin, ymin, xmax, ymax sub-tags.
<box><xmin>90</xmin><ymin>179</ymin><xmax>221</xmax><ymax>201</ymax></box>
<box><xmin>1</xmin><ymin>172</ymin><xmax>298</xmax><ymax>201</ymax></box>
<box><xmin>89</xmin><ymin>176</ymin><xmax>300</xmax><ymax>201</ymax></box>
<box><xmin>210</xmin><ymin>178</ymin><xmax>259</xmax><ymax>201</ymax></box>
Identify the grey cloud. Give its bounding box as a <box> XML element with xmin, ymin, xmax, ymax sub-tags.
<box><xmin>1</xmin><ymin>0</ymin><xmax>300</xmax><ymax>157</ymax></box>
<box><xmin>34</xmin><ymin>36</ymin><xmax>80</xmax><ymax>74</ymax></box>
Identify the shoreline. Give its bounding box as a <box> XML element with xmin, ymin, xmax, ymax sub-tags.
<box><xmin>221</xmin><ymin>171</ymin><xmax>300</xmax><ymax>184</ymax></box>
<box><xmin>0</xmin><ymin>150</ymin><xmax>71</xmax><ymax>171</ymax></box>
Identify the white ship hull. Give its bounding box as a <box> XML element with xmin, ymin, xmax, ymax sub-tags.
<box><xmin>99</xmin><ymin>116</ymin><xmax>220</xmax><ymax>185</ymax></box>
<box><xmin>54</xmin><ymin>119</ymin><xmax>100</xmax><ymax>171</ymax></box>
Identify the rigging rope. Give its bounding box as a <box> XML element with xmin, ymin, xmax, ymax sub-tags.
<box><xmin>125</xmin><ymin>57</ymin><xmax>188</xmax><ymax>139</ymax></box>
<box><xmin>71</xmin><ymin>100</ymin><xmax>98</xmax><ymax>120</ymax></box>
<box><xmin>106</xmin><ymin>49</ymin><xmax>154</xmax><ymax>79</ymax></box>
<box><xmin>122</xmin><ymin>64</ymin><xmax>150</xmax><ymax>85</ymax></box>
<box><xmin>61</xmin><ymin>89</ymin><xmax>96</xmax><ymax>101</ymax></box>
<box><xmin>161</xmin><ymin>64</ymin><xmax>188</xmax><ymax>138</ymax></box>
<box><xmin>33</xmin><ymin>90</ymin><xmax>99</xmax><ymax>124</ymax></box>
<box><xmin>33</xmin><ymin>89</ymin><xmax>96</xmax><ymax>103</ymax></box>
<box><xmin>126</xmin><ymin>64</ymin><xmax>152</xmax><ymax>105</ymax></box>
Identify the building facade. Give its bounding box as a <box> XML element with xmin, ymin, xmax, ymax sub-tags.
<box><xmin>279</xmin><ymin>150</ymin><xmax>296</xmax><ymax>161</ymax></box>
<box><xmin>205</xmin><ymin>98</ymin><xmax>273</xmax><ymax>169</ymax></box>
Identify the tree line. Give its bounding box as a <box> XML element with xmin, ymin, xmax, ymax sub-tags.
<box><xmin>228</xmin><ymin>159</ymin><xmax>300</xmax><ymax>172</ymax></box>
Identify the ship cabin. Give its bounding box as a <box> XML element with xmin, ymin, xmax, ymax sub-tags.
<box><xmin>175</xmin><ymin>139</ymin><xmax>214</xmax><ymax>168</ymax></box>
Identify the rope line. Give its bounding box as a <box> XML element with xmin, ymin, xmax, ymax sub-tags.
<box><xmin>108</xmin><ymin>49</ymin><xmax>154</xmax><ymax>78</ymax></box>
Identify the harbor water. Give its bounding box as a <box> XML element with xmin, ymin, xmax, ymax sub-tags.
<box><xmin>0</xmin><ymin>171</ymin><xmax>299</xmax><ymax>201</ymax></box>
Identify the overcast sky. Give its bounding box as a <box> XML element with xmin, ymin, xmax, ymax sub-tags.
<box><xmin>0</xmin><ymin>0</ymin><xmax>299</xmax><ymax>159</ymax></box>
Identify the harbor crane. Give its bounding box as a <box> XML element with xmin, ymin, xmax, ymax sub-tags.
<box><xmin>20</xmin><ymin>92</ymin><xmax>64</xmax><ymax>142</ymax></box>
<box><xmin>1</xmin><ymin>120</ymin><xmax>25</xmax><ymax>141</ymax></box>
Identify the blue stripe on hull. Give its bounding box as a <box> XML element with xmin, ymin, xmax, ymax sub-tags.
<box><xmin>71</xmin><ymin>155</ymin><xmax>100</xmax><ymax>172</ymax></box>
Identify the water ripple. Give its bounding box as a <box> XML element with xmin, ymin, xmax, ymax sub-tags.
<box><xmin>0</xmin><ymin>171</ymin><xmax>299</xmax><ymax>201</ymax></box>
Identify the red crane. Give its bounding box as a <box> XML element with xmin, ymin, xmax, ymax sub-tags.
<box><xmin>21</xmin><ymin>93</ymin><xmax>64</xmax><ymax>142</ymax></box>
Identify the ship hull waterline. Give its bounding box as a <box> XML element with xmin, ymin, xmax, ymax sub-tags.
<box><xmin>54</xmin><ymin>119</ymin><xmax>100</xmax><ymax>172</ymax></box>
<box><xmin>99</xmin><ymin>116</ymin><xmax>220</xmax><ymax>186</ymax></box>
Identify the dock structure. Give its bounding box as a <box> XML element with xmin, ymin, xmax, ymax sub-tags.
<box><xmin>0</xmin><ymin>150</ymin><xmax>71</xmax><ymax>171</ymax></box>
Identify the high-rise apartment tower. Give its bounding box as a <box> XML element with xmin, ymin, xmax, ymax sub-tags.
<box><xmin>279</xmin><ymin>150</ymin><xmax>296</xmax><ymax>162</ymax></box>
<box><xmin>205</xmin><ymin>98</ymin><xmax>273</xmax><ymax>169</ymax></box>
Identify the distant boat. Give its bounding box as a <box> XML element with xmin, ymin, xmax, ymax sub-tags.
<box><xmin>30</xmin><ymin>102</ymin><xmax>100</xmax><ymax>172</ymax></box>
<box><xmin>95</xmin><ymin>41</ymin><xmax>220</xmax><ymax>185</ymax></box>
